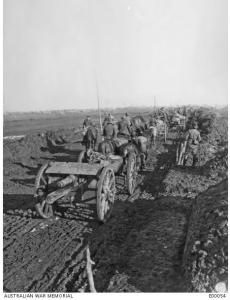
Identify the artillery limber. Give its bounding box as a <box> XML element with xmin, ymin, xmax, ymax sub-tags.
<box><xmin>34</xmin><ymin>147</ymin><xmax>140</xmax><ymax>223</ymax></box>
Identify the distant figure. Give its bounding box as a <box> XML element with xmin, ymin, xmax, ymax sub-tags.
<box><xmin>174</xmin><ymin>110</ymin><xmax>186</xmax><ymax>124</ymax></box>
<box><xmin>103</xmin><ymin>112</ymin><xmax>115</xmax><ymax>128</ymax></box>
<box><xmin>82</xmin><ymin>125</ymin><xmax>98</xmax><ymax>151</ymax></box>
<box><xmin>184</xmin><ymin>121</ymin><xmax>201</xmax><ymax>166</ymax></box>
<box><xmin>103</xmin><ymin>116</ymin><xmax>117</xmax><ymax>140</ymax></box>
<box><xmin>98</xmin><ymin>116</ymin><xmax>117</xmax><ymax>155</ymax></box>
<box><xmin>124</xmin><ymin>112</ymin><xmax>131</xmax><ymax>126</ymax></box>
<box><xmin>83</xmin><ymin>116</ymin><xmax>93</xmax><ymax>134</ymax></box>
<box><xmin>83</xmin><ymin>115</ymin><xmax>93</xmax><ymax>128</ymax></box>
<box><xmin>149</xmin><ymin>117</ymin><xmax>157</xmax><ymax>146</ymax></box>
<box><xmin>134</xmin><ymin>127</ymin><xmax>148</xmax><ymax>169</ymax></box>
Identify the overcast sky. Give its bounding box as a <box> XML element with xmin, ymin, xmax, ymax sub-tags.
<box><xmin>4</xmin><ymin>0</ymin><xmax>228</xmax><ymax>112</ymax></box>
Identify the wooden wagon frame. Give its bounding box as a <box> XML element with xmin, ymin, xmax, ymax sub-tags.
<box><xmin>34</xmin><ymin>149</ymin><xmax>139</xmax><ymax>223</ymax></box>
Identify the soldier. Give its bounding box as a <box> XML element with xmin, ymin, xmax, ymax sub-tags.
<box><xmin>134</xmin><ymin>127</ymin><xmax>148</xmax><ymax>169</ymax></box>
<box><xmin>102</xmin><ymin>112</ymin><xmax>109</xmax><ymax>128</ymax></box>
<box><xmin>82</xmin><ymin>116</ymin><xmax>93</xmax><ymax>136</ymax></box>
<box><xmin>149</xmin><ymin>116</ymin><xmax>157</xmax><ymax>146</ymax></box>
<box><xmin>184</xmin><ymin>121</ymin><xmax>201</xmax><ymax>166</ymax></box>
<box><xmin>83</xmin><ymin>115</ymin><xmax>92</xmax><ymax>129</ymax></box>
<box><xmin>124</xmin><ymin>112</ymin><xmax>132</xmax><ymax>126</ymax></box>
<box><xmin>103</xmin><ymin>116</ymin><xmax>117</xmax><ymax>140</ymax></box>
<box><xmin>103</xmin><ymin>112</ymin><xmax>115</xmax><ymax>128</ymax></box>
<box><xmin>117</xmin><ymin>116</ymin><xmax>132</xmax><ymax>138</ymax></box>
<box><xmin>159</xmin><ymin>107</ymin><xmax>165</xmax><ymax>119</ymax></box>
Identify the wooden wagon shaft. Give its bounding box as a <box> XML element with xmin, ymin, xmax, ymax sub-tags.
<box><xmin>86</xmin><ymin>246</ymin><xmax>97</xmax><ymax>292</ymax></box>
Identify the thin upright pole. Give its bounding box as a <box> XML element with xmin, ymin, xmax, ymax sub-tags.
<box><xmin>95</xmin><ymin>73</ymin><xmax>103</xmax><ymax>132</ymax></box>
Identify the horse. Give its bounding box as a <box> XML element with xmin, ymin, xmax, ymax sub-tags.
<box><xmin>97</xmin><ymin>137</ymin><xmax>130</xmax><ymax>156</ymax></box>
<box><xmin>98</xmin><ymin>139</ymin><xmax>116</xmax><ymax>156</ymax></box>
<box><xmin>82</xmin><ymin>126</ymin><xmax>98</xmax><ymax>151</ymax></box>
<box><xmin>131</xmin><ymin>115</ymin><xmax>148</xmax><ymax>132</ymax></box>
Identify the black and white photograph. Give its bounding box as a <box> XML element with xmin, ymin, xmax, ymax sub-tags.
<box><xmin>3</xmin><ymin>0</ymin><xmax>228</xmax><ymax>294</ymax></box>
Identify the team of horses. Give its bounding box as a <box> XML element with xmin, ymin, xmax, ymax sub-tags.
<box><xmin>82</xmin><ymin>115</ymin><xmax>149</xmax><ymax>153</ymax></box>
<box><xmin>81</xmin><ymin>116</ymin><xmax>158</xmax><ymax>172</ymax></box>
<box><xmin>82</xmin><ymin>112</ymin><xmax>186</xmax><ymax>158</ymax></box>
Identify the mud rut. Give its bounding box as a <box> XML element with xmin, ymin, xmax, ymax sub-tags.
<box><xmin>3</xmin><ymin>137</ymin><xmax>191</xmax><ymax>292</ymax></box>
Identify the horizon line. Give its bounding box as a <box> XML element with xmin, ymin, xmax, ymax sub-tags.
<box><xmin>3</xmin><ymin>104</ymin><xmax>228</xmax><ymax>115</ymax></box>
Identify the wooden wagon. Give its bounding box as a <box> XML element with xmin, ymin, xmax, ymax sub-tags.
<box><xmin>34</xmin><ymin>150</ymin><xmax>139</xmax><ymax>223</ymax></box>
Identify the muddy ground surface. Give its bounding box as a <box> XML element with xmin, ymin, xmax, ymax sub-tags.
<box><xmin>3</xmin><ymin>114</ymin><xmax>228</xmax><ymax>292</ymax></box>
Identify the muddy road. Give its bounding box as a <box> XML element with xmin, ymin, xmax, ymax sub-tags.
<box><xmin>3</xmin><ymin>133</ymin><xmax>188</xmax><ymax>292</ymax></box>
<box><xmin>3</xmin><ymin>121</ymin><xmax>227</xmax><ymax>292</ymax></box>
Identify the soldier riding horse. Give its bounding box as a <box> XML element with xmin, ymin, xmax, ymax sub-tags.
<box><xmin>97</xmin><ymin>115</ymin><xmax>149</xmax><ymax>169</ymax></box>
<box><xmin>82</xmin><ymin>125</ymin><xmax>98</xmax><ymax>151</ymax></box>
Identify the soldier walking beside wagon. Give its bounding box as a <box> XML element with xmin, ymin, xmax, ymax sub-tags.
<box><xmin>177</xmin><ymin>121</ymin><xmax>202</xmax><ymax>167</ymax></box>
<box><xmin>184</xmin><ymin>121</ymin><xmax>201</xmax><ymax>167</ymax></box>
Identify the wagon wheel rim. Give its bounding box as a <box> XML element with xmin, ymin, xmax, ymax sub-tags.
<box><xmin>129</xmin><ymin>156</ymin><xmax>137</xmax><ymax>191</ymax></box>
<box><xmin>127</xmin><ymin>153</ymin><xmax>137</xmax><ymax>195</ymax></box>
<box><xmin>34</xmin><ymin>164</ymin><xmax>54</xmax><ymax>219</ymax></box>
<box><xmin>97</xmin><ymin>168</ymin><xmax>116</xmax><ymax>223</ymax></box>
<box><xmin>100</xmin><ymin>170</ymin><xmax>115</xmax><ymax>217</ymax></box>
<box><xmin>35</xmin><ymin>201</ymin><xmax>54</xmax><ymax>219</ymax></box>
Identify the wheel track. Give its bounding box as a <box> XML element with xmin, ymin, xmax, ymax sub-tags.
<box><xmin>4</xmin><ymin>218</ymin><xmax>40</xmax><ymax>250</ymax></box>
<box><xmin>26</xmin><ymin>238</ymin><xmax>86</xmax><ymax>292</ymax></box>
<box><xmin>64</xmin><ymin>260</ymin><xmax>87</xmax><ymax>292</ymax></box>
<box><xmin>4</xmin><ymin>216</ymin><xmax>29</xmax><ymax>236</ymax></box>
<box><xmin>88</xmin><ymin>142</ymin><xmax>179</xmax><ymax>291</ymax></box>
<box><xmin>24</xmin><ymin>205</ymin><xmax>97</xmax><ymax>291</ymax></box>
<box><xmin>47</xmin><ymin>243</ymin><xmax>86</xmax><ymax>292</ymax></box>
<box><xmin>4</xmin><ymin>218</ymin><xmax>78</xmax><ymax>273</ymax></box>
<box><xmin>4</xmin><ymin>217</ymin><xmax>92</xmax><ymax>291</ymax></box>
<box><xmin>4</xmin><ymin>140</ymin><xmax>169</xmax><ymax>292</ymax></box>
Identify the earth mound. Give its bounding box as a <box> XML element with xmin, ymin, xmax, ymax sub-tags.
<box><xmin>183</xmin><ymin>179</ymin><xmax>228</xmax><ymax>292</ymax></box>
<box><xmin>161</xmin><ymin>148</ymin><xmax>227</xmax><ymax>199</ymax></box>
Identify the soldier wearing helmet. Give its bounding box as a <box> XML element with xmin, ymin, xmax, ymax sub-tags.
<box><xmin>83</xmin><ymin>115</ymin><xmax>93</xmax><ymax>128</ymax></box>
<box><xmin>117</xmin><ymin>116</ymin><xmax>132</xmax><ymax>138</ymax></box>
<box><xmin>82</xmin><ymin>115</ymin><xmax>93</xmax><ymax>135</ymax></box>
<box><xmin>184</xmin><ymin>121</ymin><xmax>201</xmax><ymax>166</ymax></box>
<box><xmin>103</xmin><ymin>115</ymin><xmax>117</xmax><ymax>140</ymax></box>
<box><xmin>103</xmin><ymin>112</ymin><xmax>115</xmax><ymax>128</ymax></box>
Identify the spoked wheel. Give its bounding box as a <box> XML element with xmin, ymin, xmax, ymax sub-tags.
<box><xmin>126</xmin><ymin>152</ymin><xmax>138</xmax><ymax>195</ymax></box>
<box><xmin>34</xmin><ymin>163</ymin><xmax>54</xmax><ymax>219</ymax></box>
<box><xmin>97</xmin><ymin>167</ymin><xmax>116</xmax><ymax>223</ymax></box>
<box><xmin>176</xmin><ymin>142</ymin><xmax>186</xmax><ymax>166</ymax></box>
